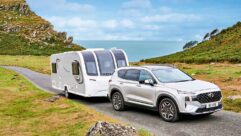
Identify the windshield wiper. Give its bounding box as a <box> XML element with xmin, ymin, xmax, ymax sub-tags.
<box><xmin>177</xmin><ymin>79</ymin><xmax>193</xmax><ymax>82</ymax></box>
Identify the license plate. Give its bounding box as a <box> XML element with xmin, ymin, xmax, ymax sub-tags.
<box><xmin>206</xmin><ymin>102</ymin><xmax>218</xmax><ymax>108</ymax></box>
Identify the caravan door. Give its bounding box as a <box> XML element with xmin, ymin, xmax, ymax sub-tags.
<box><xmin>82</xmin><ymin>51</ymin><xmax>105</xmax><ymax>96</ymax></box>
<box><xmin>94</xmin><ymin>50</ymin><xmax>116</xmax><ymax>96</ymax></box>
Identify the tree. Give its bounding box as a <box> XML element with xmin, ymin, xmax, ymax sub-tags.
<box><xmin>210</xmin><ymin>29</ymin><xmax>219</xmax><ymax>37</ymax></box>
<box><xmin>203</xmin><ymin>33</ymin><xmax>210</xmax><ymax>40</ymax></box>
<box><xmin>183</xmin><ymin>41</ymin><xmax>198</xmax><ymax>50</ymax></box>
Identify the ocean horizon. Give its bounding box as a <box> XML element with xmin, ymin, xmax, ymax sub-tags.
<box><xmin>77</xmin><ymin>40</ymin><xmax>184</xmax><ymax>62</ymax></box>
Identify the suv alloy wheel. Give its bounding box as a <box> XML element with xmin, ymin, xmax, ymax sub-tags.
<box><xmin>159</xmin><ymin>98</ymin><xmax>179</xmax><ymax>122</ymax></box>
<box><xmin>112</xmin><ymin>92</ymin><xmax>125</xmax><ymax>111</ymax></box>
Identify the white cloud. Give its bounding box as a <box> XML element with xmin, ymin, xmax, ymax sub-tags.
<box><xmin>120</xmin><ymin>19</ymin><xmax>135</xmax><ymax>28</ymax></box>
<box><xmin>47</xmin><ymin>17</ymin><xmax>97</xmax><ymax>31</ymax></box>
<box><xmin>73</xmin><ymin>31</ymin><xmax>144</xmax><ymax>41</ymax></box>
<box><xmin>122</xmin><ymin>0</ymin><xmax>152</xmax><ymax>9</ymax></box>
<box><xmin>27</xmin><ymin>0</ymin><xmax>95</xmax><ymax>13</ymax></box>
<box><xmin>158</xmin><ymin>7</ymin><xmax>172</xmax><ymax>14</ymax></box>
<box><xmin>46</xmin><ymin>16</ymin><xmax>137</xmax><ymax>40</ymax></box>
<box><xmin>141</xmin><ymin>13</ymin><xmax>201</xmax><ymax>23</ymax></box>
<box><xmin>102</xmin><ymin>20</ymin><xmax>119</xmax><ymax>29</ymax></box>
<box><xmin>143</xmin><ymin>25</ymin><xmax>162</xmax><ymax>30</ymax></box>
<box><xmin>194</xmin><ymin>34</ymin><xmax>203</xmax><ymax>41</ymax></box>
<box><xmin>102</xmin><ymin>19</ymin><xmax>135</xmax><ymax>29</ymax></box>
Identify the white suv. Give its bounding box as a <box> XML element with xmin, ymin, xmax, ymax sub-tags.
<box><xmin>108</xmin><ymin>65</ymin><xmax>222</xmax><ymax>122</ymax></box>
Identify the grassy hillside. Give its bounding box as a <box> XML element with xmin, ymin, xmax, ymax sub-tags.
<box><xmin>144</xmin><ymin>22</ymin><xmax>241</xmax><ymax>64</ymax></box>
<box><xmin>0</xmin><ymin>0</ymin><xmax>84</xmax><ymax>55</ymax></box>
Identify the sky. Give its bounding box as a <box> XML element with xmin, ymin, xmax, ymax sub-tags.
<box><xmin>26</xmin><ymin>0</ymin><xmax>241</xmax><ymax>42</ymax></box>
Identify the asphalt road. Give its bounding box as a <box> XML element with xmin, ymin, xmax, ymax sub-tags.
<box><xmin>2</xmin><ymin>66</ymin><xmax>241</xmax><ymax>136</ymax></box>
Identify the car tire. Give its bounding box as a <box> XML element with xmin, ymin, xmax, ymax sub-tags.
<box><xmin>159</xmin><ymin>98</ymin><xmax>179</xmax><ymax>122</ymax></box>
<box><xmin>111</xmin><ymin>92</ymin><xmax>125</xmax><ymax>111</ymax></box>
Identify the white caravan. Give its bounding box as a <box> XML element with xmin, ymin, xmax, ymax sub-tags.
<box><xmin>51</xmin><ymin>48</ymin><xmax>128</xmax><ymax>97</ymax></box>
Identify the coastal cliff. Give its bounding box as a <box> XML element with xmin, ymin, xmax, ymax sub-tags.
<box><xmin>0</xmin><ymin>0</ymin><xmax>84</xmax><ymax>55</ymax></box>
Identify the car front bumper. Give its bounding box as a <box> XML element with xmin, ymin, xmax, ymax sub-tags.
<box><xmin>180</xmin><ymin>100</ymin><xmax>223</xmax><ymax>115</ymax></box>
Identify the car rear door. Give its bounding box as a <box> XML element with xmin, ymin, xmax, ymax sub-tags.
<box><xmin>119</xmin><ymin>69</ymin><xmax>140</xmax><ymax>102</ymax></box>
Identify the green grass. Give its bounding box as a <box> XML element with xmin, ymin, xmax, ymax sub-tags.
<box><xmin>0</xmin><ymin>67</ymin><xmax>118</xmax><ymax>135</ymax></box>
<box><xmin>223</xmin><ymin>99</ymin><xmax>241</xmax><ymax>112</ymax></box>
<box><xmin>0</xmin><ymin>67</ymin><xmax>152</xmax><ymax>136</ymax></box>
<box><xmin>0</xmin><ymin>55</ymin><xmax>50</xmax><ymax>74</ymax></box>
<box><xmin>138</xmin><ymin>129</ymin><xmax>154</xmax><ymax>136</ymax></box>
<box><xmin>144</xmin><ymin>22</ymin><xmax>241</xmax><ymax>64</ymax></box>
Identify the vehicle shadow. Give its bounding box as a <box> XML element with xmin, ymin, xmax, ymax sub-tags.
<box><xmin>121</xmin><ymin>105</ymin><xmax>219</xmax><ymax>123</ymax></box>
<box><xmin>67</xmin><ymin>94</ymin><xmax>110</xmax><ymax>103</ymax></box>
<box><xmin>61</xmin><ymin>94</ymin><xmax>220</xmax><ymax>123</ymax></box>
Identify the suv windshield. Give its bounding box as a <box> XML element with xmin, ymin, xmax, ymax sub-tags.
<box><xmin>152</xmin><ymin>68</ymin><xmax>193</xmax><ymax>83</ymax></box>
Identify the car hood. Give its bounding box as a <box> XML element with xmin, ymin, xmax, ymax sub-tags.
<box><xmin>164</xmin><ymin>79</ymin><xmax>218</xmax><ymax>92</ymax></box>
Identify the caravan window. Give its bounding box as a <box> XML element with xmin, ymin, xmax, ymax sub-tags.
<box><xmin>82</xmin><ymin>52</ymin><xmax>98</xmax><ymax>76</ymax></box>
<box><xmin>95</xmin><ymin>50</ymin><xmax>115</xmax><ymax>76</ymax></box>
<box><xmin>52</xmin><ymin>63</ymin><xmax>57</xmax><ymax>73</ymax></box>
<box><xmin>72</xmin><ymin>61</ymin><xmax>80</xmax><ymax>75</ymax></box>
<box><xmin>112</xmin><ymin>50</ymin><xmax>127</xmax><ymax>68</ymax></box>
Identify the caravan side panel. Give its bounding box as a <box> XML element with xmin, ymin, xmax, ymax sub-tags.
<box><xmin>51</xmin><ymin>52</ymin><xmax>86</xmax><ymax>96</ymax></box>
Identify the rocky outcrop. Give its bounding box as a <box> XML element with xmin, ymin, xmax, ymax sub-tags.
<box><xmin>86</xmin><ymin>121</ymin><xmax>137</xmax><ymax>136</ymax></box>
<box><xmin>0</xmin><ymin>1</ymin><xmax>31</xmax><ymax>15</ymax></box>
<box><xmin>65</xmin><ymin>36</ymin><xmax>73</xmax><ymax>45</ymax></box>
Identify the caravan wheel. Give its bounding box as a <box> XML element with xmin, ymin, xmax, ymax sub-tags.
<box><xmin>64</xmin><ymin>87</ymin><xmax>71</xmax><ymax>98</ymax></box>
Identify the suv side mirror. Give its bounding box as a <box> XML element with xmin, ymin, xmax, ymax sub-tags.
<box><xmin>140</xmin><ymin>79</ymin><xmax>155</xmax><ymax>86</ymax></box>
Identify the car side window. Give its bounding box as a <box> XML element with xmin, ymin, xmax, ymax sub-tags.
<box><xmin>124</xmin><ymin>69</ymin><xmax>140</xmax><ymax>81</ymax></box>
<box><xmin>118</xmin><ymin>69</ymin><xmax>127</xmax><ymax>79</ymax></box>
<box><xmin>139</xmin><ymin>70</ymin><xmax>155</xmax><ymax>82</ymax></box>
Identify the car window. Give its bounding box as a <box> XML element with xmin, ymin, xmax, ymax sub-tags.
<box><xmin>118</xmin><ymin>69</ymin><xmax>127</xmax><ymax>79</ymax></box>
<box><xmin>139</xmin><ymin>70</ymin><xmax>153</xmax><ymax>81</ymax></box>
<box><xmin>152</xmin><ymin>68</ymin><xmax>193</xmax><ymax>83</ymax></box>
<box><xmin>124</xmin><ymin>69</ymin><xmax>140</xmax><ymax>81</ymax></box>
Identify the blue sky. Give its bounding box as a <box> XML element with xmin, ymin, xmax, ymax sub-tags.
<box><xmin>26</xmin><ymin>0</ymin><xmax>241</xmax><ymax>41</ymax></box>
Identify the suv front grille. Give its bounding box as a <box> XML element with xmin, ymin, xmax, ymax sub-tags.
<box><xmin>196</xmin><ymin>91</ymin><xmax>222</xmax><ymax>103</ymax></box>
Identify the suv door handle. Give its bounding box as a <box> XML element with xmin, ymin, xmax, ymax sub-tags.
<box><xmin>136</xmin><ymin>84</ymin><xmax>141</xmax><ymax>87</ymax></box>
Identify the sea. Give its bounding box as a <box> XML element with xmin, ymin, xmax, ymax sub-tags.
<box><xmin>78</xmin><ymin>41</ymin><xmax>184</xmax><ymax>62</ymax></box>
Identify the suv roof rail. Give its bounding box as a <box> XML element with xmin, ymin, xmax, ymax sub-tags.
<box><xmin>143</xmin><ymin>64</ymin><xmax>176</xmax><ymax>68</ymax></box>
